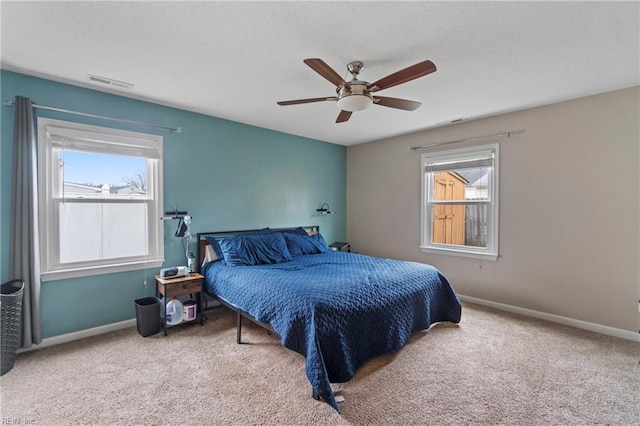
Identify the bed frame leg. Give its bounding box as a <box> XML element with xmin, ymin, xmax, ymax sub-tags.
<box><xmin>236</xmin><ymin>311</ymin><xmax>242</xmax><ymax>344</ymax></box>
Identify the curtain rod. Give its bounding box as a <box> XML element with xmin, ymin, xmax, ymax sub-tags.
<box><xmin>409</xmin><ymin>129</ymin><xmax>525</xmax><ymax>151</ymax></box>
<box><xmin>3</xmin><ymin>98</ymin><xmax>182</xmax><ymax>133</ymax></box>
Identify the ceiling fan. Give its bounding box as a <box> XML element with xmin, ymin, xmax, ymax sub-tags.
<box><xmin>277</xmin><ymin>58</ymin><xmax>436</xmax><ymax>123</ymax></box>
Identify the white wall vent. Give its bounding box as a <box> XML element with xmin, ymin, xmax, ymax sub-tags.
<box><xmin>87</xmin><ymin>74</ymin><xmax>134</xmax><ymax>90</ymax></box>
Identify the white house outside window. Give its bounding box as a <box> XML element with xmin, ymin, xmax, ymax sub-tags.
<box><xmin>38</xmin><ymin>118</ymin><xmax>164</xmax><ymax>281</ymax></box>
<box><xmin>421</xmin><ymin>143</ymin><xmax>499</xmax><ymax>260</ymax></box>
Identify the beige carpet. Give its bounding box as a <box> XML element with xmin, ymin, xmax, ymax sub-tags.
<box><xmin>1</xmin><ymin>302</ymin><xmax>638</xmax><ymax>425</ymax></box>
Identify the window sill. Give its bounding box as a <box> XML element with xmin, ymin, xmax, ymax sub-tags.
<box><xmin>41</xmin><ymin>258</ymin><xmax>164</xmax><ymax>282</ymax></box>
<box><xmin>420</xmin><ymin>246</ymin><xmax>498</xmax><ymax>261</ymax></box>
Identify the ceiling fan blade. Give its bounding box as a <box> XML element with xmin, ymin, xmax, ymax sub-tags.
<box><xmin>367</xmin><ymin>60</ymin><xmax>436</xmax><ymax>92</ymax></box>
<box><xmin>304</xmin><ymin>58</ymin><xmax>348</xmax><ymax>88</ymax></box>
<box><xmin>336</xmin><ymin>110</ymin><xmax>352</xmax><ymax>123</ymax></box>
<box><xmin>277</xmin><ymin>96</ymin><xmax>337</xmax><ymax>106</ymax></box>
<box><xmin>373</xmin><ymin>96</ymin><xmax>422</xmax><ymax>111</ymax></box>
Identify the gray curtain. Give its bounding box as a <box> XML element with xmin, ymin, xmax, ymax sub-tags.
<box><xmin>9</xmin><ymin>96</ymin><xmax>42</xmax><ymax>348</ymax></box>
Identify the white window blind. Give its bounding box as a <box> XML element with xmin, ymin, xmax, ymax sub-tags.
<box><xmin>46</xmin><ymin>125</ymin><xmax>161</xmax><ymax>159</ymax></box>
<box><xmin>424</xmin><ymin>154</ymin><xmax>494</xmax><ymax>173</ymax></box>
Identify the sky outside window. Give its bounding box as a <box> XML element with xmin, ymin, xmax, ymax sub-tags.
<box><xmin>61</xmin><ymin>150</ymin><xmax>146</xmax><ymax>187</ymax></box>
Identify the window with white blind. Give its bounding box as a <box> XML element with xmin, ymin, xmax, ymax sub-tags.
<box><xmin>421</xmin><ymin>143</ymin><xmax>499</xmax><ymax>260</ymax></box>
<box><xmin>37</xmin><ymin>118</ymin><xmax>164</xmax><ymax>281</ymax></box>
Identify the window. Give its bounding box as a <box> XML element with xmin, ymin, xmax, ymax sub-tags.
<box><xmin>38</xmin><ymin>118</ymin><xmax>164</xmax><ymax>280</ymax></box>
<box><xmin>421</xmin><ymin>143</ymin><xmax>499</xmax><ymax>260</ymax></box>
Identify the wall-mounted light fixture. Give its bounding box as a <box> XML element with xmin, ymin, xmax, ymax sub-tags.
<box><xmin>316</xmin><ymin>203</ymin><xmax>336</xmax><ymax>215</ymax></box>
<box><xmin>161</xmin><ymin>206</ymin><xmax>195</xmax><ymax>272</ymax></box>
<box><xmin>160</xmin><ymin>205</ymin><xmax>189</xmax><ymax>221</ymax></box>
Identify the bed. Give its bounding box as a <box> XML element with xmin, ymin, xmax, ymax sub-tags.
<box><xmin>197</xmin><ymin>226</ymin><xmax>461</xmax><ymax>411</ymax></box>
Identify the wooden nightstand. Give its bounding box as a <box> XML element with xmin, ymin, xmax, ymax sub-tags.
<box><xmin>155</xmin><ymin>273</ymin><xmax>204</xmax><ymax>335</ymax></box>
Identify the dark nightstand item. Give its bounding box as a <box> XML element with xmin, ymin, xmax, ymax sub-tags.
<box><xmin>155</xmin><ymin>273</ymin><xmax>204</xmax><ymax>335</ymax></box>
<box><xmin>329</xmin><ymin>241</ymin><xmax>351</xmax><ymax>252</ymax></box>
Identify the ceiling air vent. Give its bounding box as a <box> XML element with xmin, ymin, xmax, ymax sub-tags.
<box><xmin>87</xmin><ymin>74</ymin><xmax>134</xmax><ymax>90</ymax></box>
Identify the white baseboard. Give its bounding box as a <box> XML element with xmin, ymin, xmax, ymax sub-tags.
<box><xmin>458</xmin><ymin>294</ymin><xmax>640</xmax><ymax>342</ymax></box>
<box><xmin>17</xmin><ymin>319</ymin><xmax>137</xmax><ymax>353</ymax></box>
<box><xmin>18</xmin><ymin>299</ymin><xmax>222</xmax><ymax>353</ymax></box>
<box><xmin>204</xmin><ymin>299</ymin><xmax>221</xmax><ymax>308</ymax></box>
<box><xmin>18</xmin><ymin>295</ymin><xmax>637</xmax><ymax>353</ymax></box>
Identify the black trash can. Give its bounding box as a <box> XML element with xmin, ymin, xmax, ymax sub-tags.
<box><xmin>1</xmin><ymin>279</ymin><xmax>25</xmax><ymax>376</ymax></box>
<box><xmin>134</xmin><ymin>297</ymin><xmax>160</xmax><ymax>337</ymax></box>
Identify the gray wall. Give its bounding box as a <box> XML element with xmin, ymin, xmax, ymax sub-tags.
<box><xmin>347</xmin><ymin>87</ymin><xmax>640</xmax><ymax>333</ymax></box>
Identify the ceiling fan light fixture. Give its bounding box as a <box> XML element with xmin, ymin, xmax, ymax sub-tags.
<box><xmin>336</xmin><ymin>94</ymin><xmax>373</xmax><ymax>112</ymax></box>
<box><xmin>336</xmin><ymin>82</ymin><xmax>373</xmax><ymax>112</ymax></box>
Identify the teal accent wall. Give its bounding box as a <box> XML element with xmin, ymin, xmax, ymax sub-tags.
<box><xmin>0</xmin><ymin>70</ymin><xmax>346</xmax><ymax>338</ymax></box>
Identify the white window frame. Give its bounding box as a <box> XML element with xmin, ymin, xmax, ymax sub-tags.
<box><xmin>420</xmin><ymin>143</ymin><xmax>499</xmax><ymax>261</ymax></box>
<box><xmin>37</xmin><ymin>118</ymin><xmax>164</xmax><ymax>281</ymax></box>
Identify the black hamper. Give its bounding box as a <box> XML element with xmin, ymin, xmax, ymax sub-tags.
<box><xmin>1</xmin><ymin>279</ymin><xmax>24</xmax><ymax>376</ymax></box>
<box><xmin>134</xmin><ymin>297</ymin><xmax>160</xmax><ymax>337</ymax></box>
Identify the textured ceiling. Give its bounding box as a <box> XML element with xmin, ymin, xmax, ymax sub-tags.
<box><xmin>1</xmin><ymin>1</ymin><xmax>638</xmax><ymax>146</ymax></box>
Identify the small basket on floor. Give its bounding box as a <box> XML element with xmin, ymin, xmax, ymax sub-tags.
<box><xmin>1</xmin><ymin>279</ymin><xmax>25</xmax><ymax>376</ymax></box>
<box><xmin>134</xmin><ymin>297</ymin><xmax>161</xmax><ymax>337</ymax></box>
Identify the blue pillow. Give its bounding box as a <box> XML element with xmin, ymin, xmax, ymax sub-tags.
<box><xmin>218</xmin><ymin>232</ymin><xmax>292</xmax><ymax>266</ymax></box>
<box><xmin>279</xmin><ymin>226</ymin><xmax>309</xmax><ymax>237</ymax></box>
<box><xmin>205</xmin><ymin>228</ymin><xmax>271</xmax><ymax>263</ymax></box>
<box><xmin>283</xmin><ymin>232</ymin><xmax>328</xmax><ymax>256</ymax></box>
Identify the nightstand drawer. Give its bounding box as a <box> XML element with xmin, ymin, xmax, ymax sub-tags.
<box><xmin>161</xmin><ymin>280</ymin><xmax>201</xmax><ymax>298</ymax></box>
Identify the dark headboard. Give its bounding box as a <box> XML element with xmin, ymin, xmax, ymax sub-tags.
<box><xmin>196</xmin><ymin>225</ymin><xmax>320</xmax><ymax>272</ymax></box>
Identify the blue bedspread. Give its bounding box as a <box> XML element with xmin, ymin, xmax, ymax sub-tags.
<box><xmin>202</xmin><ymin>251</ymin><xmax>461</xmax><ymax>411</ymax></box>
